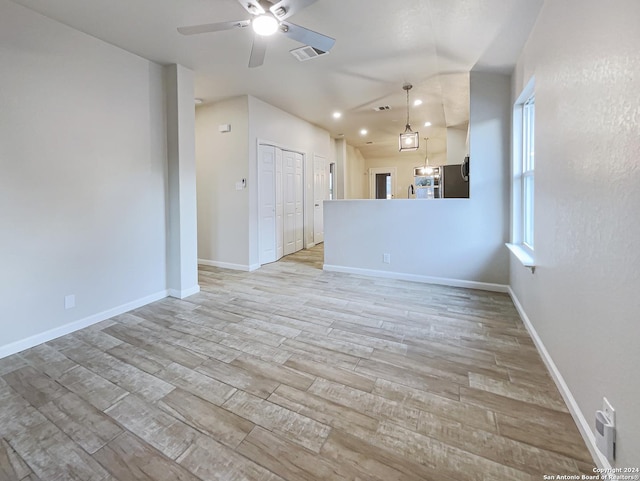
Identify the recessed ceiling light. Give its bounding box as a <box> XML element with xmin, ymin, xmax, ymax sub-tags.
<box><xmin>332</xmin><ymin>112</ymin><xmax>342</xmax><ymax>119</ymax></box>
<box><xmin>424</xmin><ymin>121</ymin><xmax>432</xmax><ymax>127</ymax></box>
<box><xmin>360</xmin><ymin>129</ymin><xmax>368</xmax><ymax>135</ymax></box>
<box><xmin>413</xmin><ymin>99</ymin><xmax>423</xmax><ymax>107</ymax></box>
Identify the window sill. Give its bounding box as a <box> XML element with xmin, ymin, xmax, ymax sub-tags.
<box><xmin>505</xmin><ymin>243</ymin><xmax>536</xmax><ymax>273</ymax></box>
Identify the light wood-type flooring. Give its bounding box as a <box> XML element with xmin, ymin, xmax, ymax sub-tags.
<box><xmin>1</xmin><ymin>245</ymin><xmax>595</xmax><ymax>480</ymax></box>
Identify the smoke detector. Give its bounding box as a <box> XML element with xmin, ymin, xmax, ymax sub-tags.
<box><xmin>290</xmin><ymin>46</ymin><xmax>329</xmax><ymax>62</ymax></box>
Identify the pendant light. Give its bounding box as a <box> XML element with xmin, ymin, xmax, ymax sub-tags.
<box><xmin>399</xmin><ymin>83</ymin><xmax>419</xmax><ymax>151</ymax></box>
<box><xmin>419</xmin><ymin>137</ymin><xmax>434</xmax><ymax>175</ymax></box>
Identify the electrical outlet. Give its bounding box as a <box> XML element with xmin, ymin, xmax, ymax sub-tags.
<box><xmin>383</xmin><ymin>253</ymin><xmax>390</xmax><ymax>264</ymax></box>
<box><xmin>64</xmin><ymin>294</ymin><xmax>75</xmax><ymax>309</ymax></box>
<box><xmin>603</xmin><ymin>397</ymin><xmax>615</xmax><ymax>426</ymax></box>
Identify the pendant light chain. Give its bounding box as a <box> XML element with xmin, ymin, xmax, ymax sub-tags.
<box><xmin>399</xmin><ymin>82</ymin><xmax>419</xmax><ymax>151</ymax></box>
<box><xmin>405</xmin><ymin>87</ymin><xmax>410</xmax><ymax>129</ymax></box>
<box><xmin>424</xmin><ymin>137</ymin><xmax>429</xmax><ymax>167</ymax></box>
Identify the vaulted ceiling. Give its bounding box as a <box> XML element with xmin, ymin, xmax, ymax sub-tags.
<box><xmin>9</xmin><ymin>0</ymin><xmax>543</xmax><ymax>161</ymax></box>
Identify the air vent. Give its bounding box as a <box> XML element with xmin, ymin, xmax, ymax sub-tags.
<box><xmin>373</xmin><ymin>105</ymin><xmax>391</xmax><ymax>111</ymax></box>
<box><xmin>290</xmin><ymin>46</ymin><xmax>329</xmax><ymax>62</ymax></box>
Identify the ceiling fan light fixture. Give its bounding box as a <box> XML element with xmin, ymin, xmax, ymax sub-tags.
<box><xmin>399</xmin><ymin>83</ymin><xmax>419</xmax><ymax>152</ymax></box>
<box><xmin>252</xmin><ymin>15</ymin><xmax>278</xmax><ymax>36</ymax></box>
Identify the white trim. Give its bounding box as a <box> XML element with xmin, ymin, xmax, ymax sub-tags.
<box><xmin>0</xmin><ymin>290</ymin><xmax>168</xmax><ymax>360</ymax></box>
<box><xmin>323</xmin><ymin>264</ymin><xmax>508</xmax><ymax>293</ymax></box>
<box><xmin>508</xmin><ymin>287</ymin><xmax>609</xmax><ymax>469</ymax></box>
<box><xmin>168</xmin><ymin>285</ymin><xmax>200</xmax><ymax>299</ymax></box>
<box><xmin>198</xmin><ymin>259</ymin><xmax>258</xmax><ymax>272</ymax></box>
<box><xmin>505</xmin><ymin>243</ymin><xmax>536</xmax><ymax>273</ymax></box>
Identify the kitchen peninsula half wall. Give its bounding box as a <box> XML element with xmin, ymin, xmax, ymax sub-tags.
<box><xmin>323</xmin><ymin>199</ymin><xmax>508</xmax><ymax>291</ymax></box>
<box><xmin>325</xmin><ymin>72</ymin><xmax>511</xmax><ymax>291</ymax></box>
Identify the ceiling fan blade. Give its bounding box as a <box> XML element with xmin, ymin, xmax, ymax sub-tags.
<box><xmin>280</xmin><ymin>22</ymin><xmax>335</xmax><ymax>52</ymax></box>
<box><xmin>248</xmin><ymin>34</ymin><xmax>268</xmax><ymax>68</ymax></box>
<box><xmin>236</xmin><ymin>0</ymin><xmax>266</xmax><ymax>16</ymax></box>
<box><xmin>269</xmin><ymin>0</ymin><xmax>318</xmax><ymax>21</ymax></box>
<box><xmin>177</xmin><ymin>20</ymin><xmax>249</xmax><ymax>36</ymax></box>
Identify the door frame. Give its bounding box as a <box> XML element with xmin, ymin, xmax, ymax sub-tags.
<box><xmin>257</xmin><ymin>140</ymin><xmax>308</xmax><ymax>266</ymax></box>
<box><xmin>313</xmin><ymin>153</ymin><xmax>328</xmax><ymax>244</ymax></box>
<box><xmin>368</xmin><ymin>167</ymin><xmax>398</xmax><ymax>199</ymax></box>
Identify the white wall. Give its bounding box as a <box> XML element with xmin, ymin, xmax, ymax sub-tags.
<box><xmin>165</xmin><ymin>64</ymin><xmax>199</xmax><ymax>299</ymax></box>
<box><xmin>333</xmin><ymin>138</ymin><xmax>347</xmax><ymax>199</ymax></box>
<box><xmin>324</xmin><ymin>72</ymin><xmax>511</xmax><ymax>287</ymax></box>
<box><xmin>0</xmin><ymin>1</ymin><xmax>169</xmax><ymax>354</ymax></box>
<box><xmin>446</xmin><ymin>127</ymin><xmax>468</xmax><ymax>165</ymax></box>
<box><xmin>196</xmin><ymin>96</ymin><xmax>250</xmax><ymax>269</ymax></box>
<box><xmin>365</xmin><ymin>156</ymin><xmax>413</xmax><ymax>200</ymax></box>
<box><xmin>345</xmin><ymin>144</ymin><xmax>366</xmax><ymax>199</ymax></box>
<box><xmin>247</xmin><ymin>96</ymin><xmax>332</xmax><ymax>265</ymax></box>
<box><xmin>510</xmin><ymin>0</ymin><xmax>640</xmax><ymax>466</ymax></box>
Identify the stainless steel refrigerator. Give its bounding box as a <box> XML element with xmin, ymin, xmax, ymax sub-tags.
<box><xmin>441</xmin><ymin>159</ymin><xmax>469</xmax><ymax>198</ymax></box>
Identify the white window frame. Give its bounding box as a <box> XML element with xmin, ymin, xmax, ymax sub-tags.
<box><xmin>521</xmin><ymin>95</ymin><xmax>535</xmax><ymax>249</ymax></box>
<box><xmin>508</xmin><ymin>77</ymin><xmax>536</xmax><ymax>270</ymax></box>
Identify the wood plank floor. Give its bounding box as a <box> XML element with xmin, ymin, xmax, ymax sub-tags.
<box><xmin>0</xmin><ymin>245</ymin><xmax>594</xmax><ymax>480</ymax></box>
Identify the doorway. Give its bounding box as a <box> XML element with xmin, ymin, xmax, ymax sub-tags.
<box><xmin>313</xmin><ymin>154</ymin><xmax>327</xmax><ymax>245</ymax></box>
<box><xmin>369</xmin><ymin>167</ymin><xmax>397</xmax><ymax>199</ymax></box>
<box><xmin>328</xmin><ymin>162</ymin><xmax>336</xmax><ymax>200</ymax></box>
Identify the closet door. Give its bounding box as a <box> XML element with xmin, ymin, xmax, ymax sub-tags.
<box><xmin>258</xmin><ymin>145</ymin><xmax>276</xmax><ymax>264</ymax></box>
<box><xmin>294</xmin><ymin>152</ymin><xmax>304</xmax><ymax>252</ymax></box>
<box><xmin>283</xmin><ymin>150</ymin><xmax>296</xmax><ymax>256</ymax></box>
<box><xmin>275</xmin><ymin>147</ymin><xmax>284</xmax><ymax>260</ymax></box>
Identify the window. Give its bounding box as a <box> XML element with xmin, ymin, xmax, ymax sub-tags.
<box><xmin>512</xmin><ymin>78</ymin><xmax>535</xmax><ymax>255</ymax></box>
<box><xmin>522</xmin><ymin>95</ymin><xmax>535</xmax><ymax>248</ymax></box>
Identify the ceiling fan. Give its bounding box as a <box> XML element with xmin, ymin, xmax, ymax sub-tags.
<box><xmin>177</xmin><ymin>0</ymin><xmax>336</xmax><ymax>68</ymax></box>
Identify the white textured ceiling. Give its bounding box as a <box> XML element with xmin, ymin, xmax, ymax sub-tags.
<box><xmin>9</xmin><ymin>0</ymin><xmax>543</xmax><ymax>161</ymax></box>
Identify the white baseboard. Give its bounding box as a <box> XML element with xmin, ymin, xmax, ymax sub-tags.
<box><xmin>198</xmin><ymin>259</ymin><xmax>259</xmax><ymax>272</ymax></box>
<box><xmin>0</xmin><ymin>290</ymin><xmax>168</xmax><ymax>360</ymax></box>
<box><xmin>168</xmin><ymin>285</ymin><xmax>200</xmax><ymax>299</ymax></box>
<box><xmin>322</xmin><ymin>264</ymin><xmax>509</xmax><ymax>293</ymax></box>
<box><xmin>508</xmin><ymin>287</ymin><xmax>609</xmax><ymax>469</ymax></box>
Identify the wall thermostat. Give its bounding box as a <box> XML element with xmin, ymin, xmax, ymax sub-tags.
<box><xmin>218</xmin><ymin>124</ymin><xmax>231</xmax><ymax>133</ymax></box>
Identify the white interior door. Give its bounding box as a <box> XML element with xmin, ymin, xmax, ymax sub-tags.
<box><xmin>283</xmin><ymin>150</ymin><xmax>296</xmax><ymax>256</ymax></box>
<box><xmin>275</xmin><ymin>147</ymin><xmax>283</xmax><ymax>260</ymax></box>
<box><xmin>260</xmin><ymin>144</ymin><xmax>303</xmax><ymax>265</ymax></box>
<box><xmin>258</xmin><ymin>145</ymin><xmax>276</xmax><ymax>264</ymax></box>
<box><xmin>294</xmin><ymin>152</ymin><xmax>304</xmax><ymax>252</ymax></box>
<box><xmin>313</xmin><ymin>154</ymin><xmax>327</xmax><ymax>244</ymax></box>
